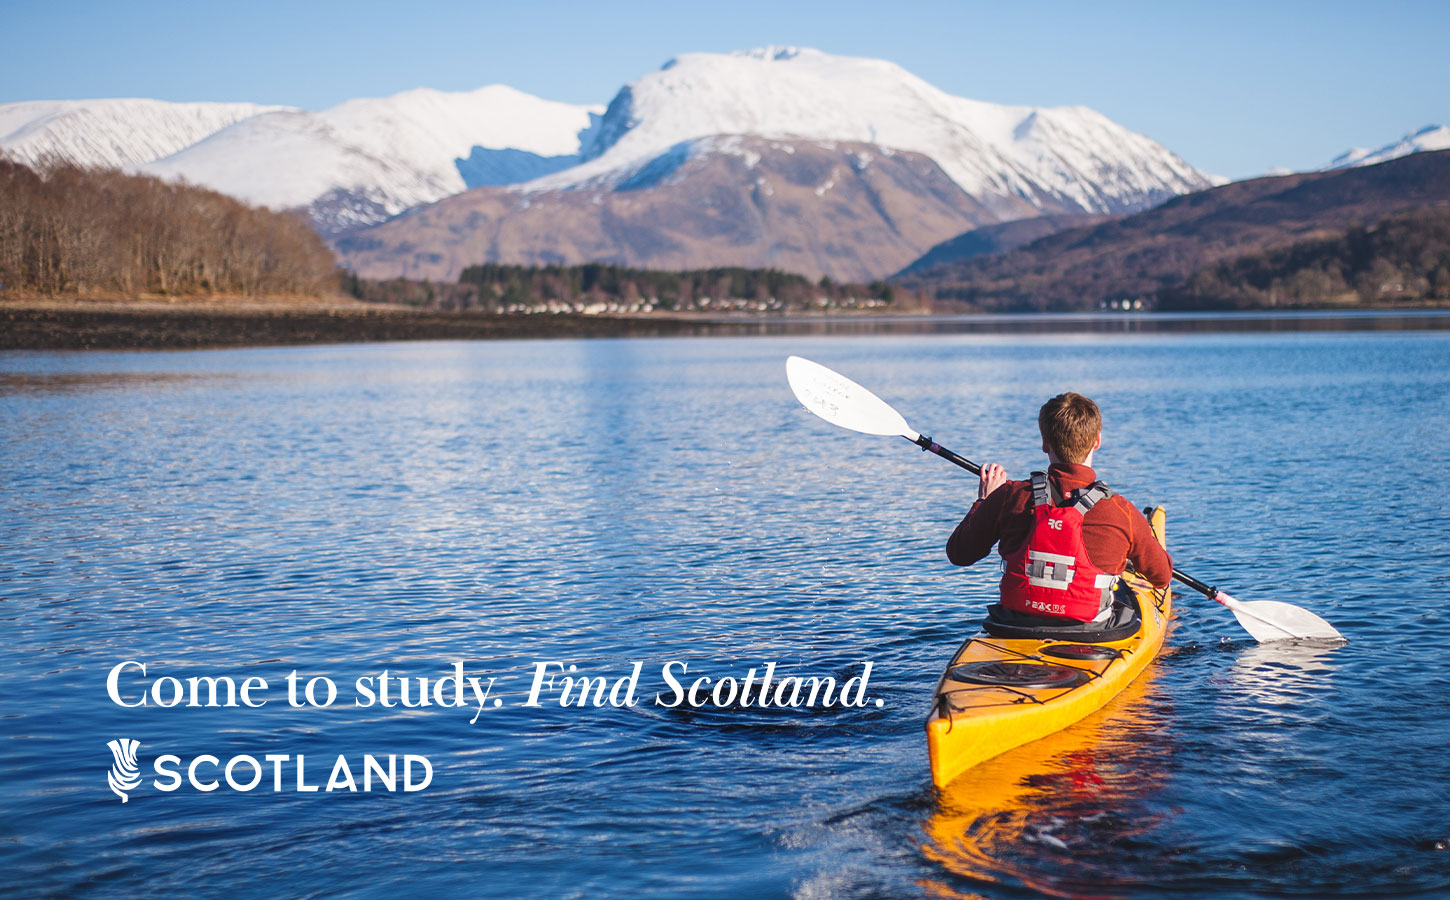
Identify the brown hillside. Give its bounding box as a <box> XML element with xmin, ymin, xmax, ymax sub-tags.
<box><xmin>332</xmin><ymin>137</ymin><xmax>1074</xmax><ymax>283</ymax></box>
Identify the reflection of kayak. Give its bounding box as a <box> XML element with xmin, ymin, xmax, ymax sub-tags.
<box><xmin>921</xmin><ymin>672</ymin><xmax>1167</xmax><ymax>900</ymax></box>
<box><xmin>926</xmin><ymin>507</ymin><xmax>1172</xmax><ymax>788</ymax></box>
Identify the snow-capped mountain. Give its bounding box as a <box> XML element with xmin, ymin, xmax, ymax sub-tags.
<box><xmin>2</xmin><ymin>47</ymin><xmax>1212</xmax><ymax>259</ymax></box>
<box><xmin>1325</xmin><ymin>124</ymin><xmax>1450</xmax><ymax>170</ymax></box>
<box><xmin>0</xmin><ymin>98</ymin><xmax>287</xmax><ymax>170</ymax></box>
<box><xmin>142</xmin><ymin>86</ymin><xmax>601</xmax><ymax>232</ymax></box>
<box><xmin>536</xmin><ymin>47</ymin><xmax>1211</xmax><ymax>216</ymax></box>
<box><xmin>0</xmin><ymin>88</ymin><xmax>601</xmax><ymax>234</ymax></box>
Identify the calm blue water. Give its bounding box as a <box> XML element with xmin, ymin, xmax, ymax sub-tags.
<box><xmin>3</xmin><ymin>327</ymin><xmax>1449</xmax><ymax>899</ymax></box>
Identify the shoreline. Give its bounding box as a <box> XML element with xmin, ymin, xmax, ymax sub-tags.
<box><xmin>0</xmin><ymin>297</ymin><xmax>716</xmax><ymax>351</ymax></box>
<box><xmin>4</xmin><ymin>297</ymin><xmax>1449</xmax><ymax>351</ymax></box>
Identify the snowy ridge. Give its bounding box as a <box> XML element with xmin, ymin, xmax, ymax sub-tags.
<box><xmin>142</xmin><ymin>85</ymin><xmax>601</xmax><ymax>223</ymax></box>
<box><xmin>526</xmin><ymin>47</ymin><xmax>1210</xmax><ymax>215</ymax></box>
<box><xmin>1325</xmin><ymin>124</ymin><xmax>1450</xmax><ymax>170</ymax></box>
<box><xmin>0</xmin><ymin>88</ymin><xmax>600</xmax><ymax>231</ymax></box>
<box><xmin>0</xmin><ymin>98</ymin><xmax>288</xmax><ymax>169</ymax></box>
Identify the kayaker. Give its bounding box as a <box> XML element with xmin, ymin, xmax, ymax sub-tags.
<box><xmin>946</xmin><ymin>392</ymin><xmax>1172</xmax><ymax>625</ymax></box>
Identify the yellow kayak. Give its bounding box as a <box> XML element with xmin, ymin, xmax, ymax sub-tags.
<box><xmin>925</xmin><ymin>506</ymin><xmax>1172</xmax><ymax>788</ymax></box>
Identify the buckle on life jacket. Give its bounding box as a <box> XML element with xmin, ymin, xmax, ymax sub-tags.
<box><xmin>1026</xmin><ymin>550</ymin><xmax>1076</xmax><ymax>589</ymax></box>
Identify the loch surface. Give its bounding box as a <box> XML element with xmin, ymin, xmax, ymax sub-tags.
<box><xmin>3</xmin><ymin>323</ymin><xmax>1448</xmax><ymax>898</ymax></box>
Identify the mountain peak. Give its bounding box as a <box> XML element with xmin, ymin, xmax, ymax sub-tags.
<box><xmin>528</xmin><ymin>46</ymin><xmax>1209</xmax><ymax>217</ymax></box>
<box><xmin>732</xmin><ymin>45</ymin><xmax>814</xmax><ymax>62</ymax></box>
<box><xmin>661</xmin><ymin>46</ymin><xmax>820</xmax><ymax>70</ymax></box>
<box><xmin>1326</xmin><ymin>124</ymin><xmax>1450</xmax><ymax>170</ymax></box>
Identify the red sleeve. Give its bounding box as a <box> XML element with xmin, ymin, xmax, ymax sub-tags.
<box><xmin>1123</xmin><ymin>501</ymin><xmax>1173</xmax><ymax>589</ymax></box>
<box><xmin>946</xmin><ymin>488</ymin><xmax>1007</xmax><ymax>566</ymax></box>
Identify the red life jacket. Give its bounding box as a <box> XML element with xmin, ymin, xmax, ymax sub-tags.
<box><xmin>999</xmin><ymin>472</ymin><xmax>1117</xmax><ymax>622</ymax></box>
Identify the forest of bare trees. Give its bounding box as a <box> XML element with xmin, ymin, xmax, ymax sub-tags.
<box><xmin>0</xmin><ymin>156</ymin><xmax>338</xmax><ymax>297</ymax></box>
<box><xmin>1161</xmin><ymin>207</ymin><xmax>1450</xmax><ymax>309</ymax></box>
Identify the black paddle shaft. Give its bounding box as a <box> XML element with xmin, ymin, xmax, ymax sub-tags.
<box><xmin>909</xmin><ymin>434</ymin><xmax>981</xmax><ymax>475</ymax></box>
<box><xmin>1169</xmin><ymin>569</ymin><xmax>1216</xmax><ymax>597</ymax></box>
<box><xmin>907</xmin><ymin>432</ymin><xmax>1217</xmax><ymax>600</ymax></box>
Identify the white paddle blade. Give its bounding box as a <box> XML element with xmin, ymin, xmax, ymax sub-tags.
<box><xmin>1216</xmin><ymin>592</ymin><xmax>1345</xmax><ymax>642</ymax></box>
<box><xmin>785</xmin><ymin>356</ymin><xmax>919</xmax><ymax>439</ymax></box>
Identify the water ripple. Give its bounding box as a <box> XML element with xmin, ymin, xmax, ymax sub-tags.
<box><xmin>1</xmin><ymin>331</ymin><xmax>1447</xmax><ymax>898</ymax></box>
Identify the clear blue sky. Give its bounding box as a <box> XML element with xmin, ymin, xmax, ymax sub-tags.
<box><xmin>4</xmin><ymin>0</ymin><xmax>1446</xmax><ymax>179</ymax></box>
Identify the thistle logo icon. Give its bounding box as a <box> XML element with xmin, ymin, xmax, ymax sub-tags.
<box><xmin>107</xmin><ymin>738</ymin><xmax>142</xmax><ymax>803</ymax></box>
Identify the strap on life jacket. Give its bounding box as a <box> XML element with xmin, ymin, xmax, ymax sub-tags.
<box><xmin>1029</xmin><ymin>471</ymin><xmax>1113</xmax><ymax>513</ymax></box>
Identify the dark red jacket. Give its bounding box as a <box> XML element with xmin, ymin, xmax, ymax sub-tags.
<box><xmin>946</xmin><ymin>462</ymin><xmax>1173</xmax><ymax>589</ymax></box>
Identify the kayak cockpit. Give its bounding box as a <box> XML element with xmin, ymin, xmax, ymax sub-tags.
<box><xmin>980</xmin><ymin>586</ymin><xmax>1142</xmax><ymax>643</ymax></box>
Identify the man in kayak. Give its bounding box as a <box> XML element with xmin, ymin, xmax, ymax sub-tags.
<box><xmin>947</xmin><ymin>392</ymin><xmax>1172</xmax><ymax>626</ymax></box>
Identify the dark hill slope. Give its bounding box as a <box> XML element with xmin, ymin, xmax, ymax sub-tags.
<box><xmin>897</xmin><ymin>150</ymin><xmax>1450</xmax><ymax>310</ymax></box>
<box><xmin>895</xmin><ymin>213</ymin><xmax>1114</xmax><ymax>276</ymax></box>
<box><xmin>1160</xmin><ymin>205</ymin><xmax>1450</xmax><ymax>308</ymax></box>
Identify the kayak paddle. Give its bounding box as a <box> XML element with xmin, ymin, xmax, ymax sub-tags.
<box><xmin>1166</xmin><ymin>569</ymin><xmax>1343</xmax><ymax>641</ymax></box>
<box><xmin>785</xmin><ymin>355</ymin><xmax>1345</xmax><ymax>643</ymax></box>
<box><xmin>784</xmin><ymin>355</ymin><xmax>982</xmax><ymax>473</ymax></box>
